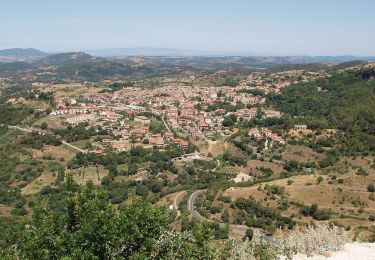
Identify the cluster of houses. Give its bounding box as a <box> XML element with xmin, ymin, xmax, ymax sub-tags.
<box><xmin>91</xmin><ymin>125</ymin><xmax>189</xmax><ymax>154</ymax></box>
<box><xmin>238</xmin><ymin>70</ymin><xmax>329</xmax><ymax>93</ymax></box>
<box><xmin>249</xmin><ymin>127</ymin><xmax>285</xmax><ymax>145</ymax></box>
<box><xmin>45</xmin><ymin>83</ymin><xmax>288</xmax><ymax>153</ymax></box>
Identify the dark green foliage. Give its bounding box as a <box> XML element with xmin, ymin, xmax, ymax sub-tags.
<box><xmin>21</xmin><ymin>132</ymin><xmax>61</xmax><ymax>149</ymax></box>
<box><xmin>0</xmin><ymin>216</ymin><xmax>27</xmax><ymax>250</ymax></box>
<box><xmin>222</xmin><ymin>152</ymin><xmax>247</xmax><ymax>166</ymax></box>
<box><xmin>239</xmin><ymin>89</ymin><xmax>266</xmax><ymax>97</ymax></box>
<box><xmin>233</xmin><ymin>197</ymin><xmax>292</xmax><ymax>230</ymax></box>
<box><xmin>10</xmin><ymin>207</ymin><xmax>27</xmax><ymax>216</ymax></box>
<box><xmin>135</xmin><ymin>185</ymin><xmax>149</xmax><ymax>197</ymax></box>
<box><xmin>205</xmin><ymin>101</ymin><xmax>242</xmax><ymax>113</ymax></box>
<box><xmin>259</xmin><ymin>167</ymin><xmax>274</xmax><ymax>177</ymax></box>
<box><xmin>104</xmin><ymin>81</ymin><xmax>134</xmax><ymax>92</ymax></box>
<box><xmin>54</xmin><ymin>123</ymin><xmax>97</xmax><ymax>142</ymax></box>
<box><xmin>271</xmin><ymin>68</ymin><xmax>375</xmax><ymax>155</ymax></box>
<box><xmin>368</xmin><ymin>183</ymin><xmax>375</xmax><ymax>192</ymax></box>
<box><xmin>149</xmin><ymin>120</ymin><xmax>166</xmax><ymax>134</ymax></box>
<box><xmin>300</xmin><ymin>203</ymin><xmax>331</xmax><ymax>220</ymax></box>
<box><xmin>283</xmin><ymin>160</ymin><xmax>300</xmax><ymax>172</ymax></box>
<box><xmin>356</xmin><ymin>167</ymin><xmax>368</xmax><ymax>176</ymax></box>
<box><xmin>0</xmin><ymin>104</ymin><xmax>33</xmax><ymax>125</ymax></box>
<box><xmin>222</xmin><ymin>114</ymin><xmax>238</xmax><ymax>127</ymax></box>
<box><xmin>243</xmin><ymin>228</ymin><xmax>254</xmax><ymax>241</ymax></box>
<box><xmin>264</xmin><ymin>184</ymin><xmax>285</xmax><ymax>195</ymax></box>
<box><xmin>221</xmin><ymin>209</ymin><xmax>230</xmax><ymax>223</ymax></box>
<box><xmin>10</xmin><ymin>181</ymin><xmax>168</xmax><ymax>259</ymax></box>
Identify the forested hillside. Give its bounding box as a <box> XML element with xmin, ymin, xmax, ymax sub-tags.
<box><xmin>270</xmin><ymin>68</ymin><xmax>375</xmax><ymax>155</ymax></box>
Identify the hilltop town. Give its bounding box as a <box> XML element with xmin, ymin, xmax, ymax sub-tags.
<box><xmin>23</xmin><ymin>69</ymin><xmax>324</xmax><ymax>156</ymax></box>
<box><xmin>1</xmin><ymin>55</ymin><xmax>375</xmax><ymax>259</ymax></box>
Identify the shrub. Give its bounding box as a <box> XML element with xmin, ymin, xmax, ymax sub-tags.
<box><xmin>210</xmin><ymin>205</ymin><xmax>223</xmax><ymax>214</ymax></box>
<box><xmin>277</xmin><ymin>224</ymin><xmax>350</xmax><ymax>257</ymax></box>
<box><xmin>367</xmin><ymin>183</ymin><xmax>375</xmax><ymax>192</ymax></box>
<box><xmin>228</xmin><ymin>235</ymin><xmax>278</xmax><ymax>260</ymax></box>
<box><xmin>312</xmin><ymin>208</ymin><xmax>331</xmax><ymax>220</ymax></box>
<box><xmin>228</xmin><ymin>224</ymin><xmax>350</xmax><ymax>259</ymax></box>
<box><xmin>243</xmin><ymin>228</ymin><xmax>254</xmax><ymax>241</ymax></box>
<box><xmin>10</xmin><ymin>207</ymin><xmax>27</xmax><ymax>216</ymax></box>
<box><xmin>356</xmin><ymin>167</ymin><xmax>368</xmax><ymax>176</ymax></box>
<box><xmin>221</xmin><ymin>209</ymin><xmax>230</xmax><ymax>223</ymax></box>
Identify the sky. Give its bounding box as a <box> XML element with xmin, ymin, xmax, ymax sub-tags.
<box><xmin>1</xmin><ymin>0</ymin><xmax>374</xmax><ymax>56</ymax></box>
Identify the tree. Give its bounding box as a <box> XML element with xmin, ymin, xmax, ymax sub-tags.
<box><xmin>11</xmin><ymin>180</ymin><xmax>169</xmax><ymax>259</ymax></box>
<box><xmin>368</xmin><ymin>183</ymin><xmax>375</xmax><ymax>192</ymax></box>
<box><xmin>221</xmin><ymin>209</ymin><xmax>230</xmax><ymax>223</ymax></box>
<box><xmin>243</xmin><ymin>228</ymin><xmax>254</xmax><ymax>241</ymax></box>
<box><xmin>222</xmin><ymin>114</ymin><xmax>237</xmax><ymax>127</ymax></box>
<box><xmin>40</xmin><ymin>122</ymin><xmax>48</xmax><ymax>130</ymax></box>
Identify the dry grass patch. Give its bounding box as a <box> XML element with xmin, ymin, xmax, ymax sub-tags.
<box><xmin>33</xmin><ymin>116</ymin><xmax>64</xmax><ymax>129</ymax></box>
<box><xmin>0</xmin><ymin>204</ymin><xmax>13</xmax><ymax>216</ymax></box>
<box><xmin>224</xmin><ymin>186</ymin><xmax>265</xmax><ymax>201</ymax></box>
<box><xmin>69</xmin><ymin>166</ymin><xmax>108</xmax><ymax>186</ymax></box>
<box><xmin>33</xmin><ymin>145</ymin><xmax>76</xmax><ymax>163</ymax></box>
<box><xmin>192</xmin><ymin>139</ymin><xmax>234</xmax><ymax>157</ymax></box>
<box><xmin>282</xmin><ymin>145</ymin><xmax>323</xmax><ymax>163</ymax></box>
<box><xmin>22</xmin><ymin>172</ymin><xmax>57</xmax><ymax>195</ymax></box>
<box><xmin>238</xmin><ymin>159</ymin><xmax>284</xmax><ymax>176</ymax></box>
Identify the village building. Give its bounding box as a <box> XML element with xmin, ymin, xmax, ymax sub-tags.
<box><xmin>134</xmin><ymin>116</ymin><xmax>151</xmax><ymax>124</ymax></box>
<box><xmin>66</xmin><ymin>114</ymin><xmax>94</xmax><ymax>124</ymax></box>
<box><xmin>293</xmin><ymin>124</ymin><xmax>308</xmax><ymax>131</ymax></box>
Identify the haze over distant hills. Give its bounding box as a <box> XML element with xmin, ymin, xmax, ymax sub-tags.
<box><xmin>1</xmin><ymin>47</ymin><xmax>375</xmax><ymax>63</ymax></box>
<box><xmin>0</xmin><ymin>48</ymin><xmax>375</xmax><ymax>83</ymax></box>
<box><xmin>83</xmin><ymin>47</ymin><xmax>275</xmax><ymax>57</ymax></box>
<box><xmin>0</xmin><ymin>50</ymin><xmax>373</xmax><ymax>84</ymax></box>
<box><xmin>0</xmin><ymin>48</ymin><xmax>47</xmax><ymax>57</ymax></box>
<box><xmin>84</xmin><ymin>47</ymin><xmax>375</xmax><ymax>61</ymax></box>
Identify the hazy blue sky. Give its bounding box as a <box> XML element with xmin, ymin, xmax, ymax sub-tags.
<box><xmin>1</xmin><ymin>0</ymin><xmax>374</xmax><ymax>55</ymax></box>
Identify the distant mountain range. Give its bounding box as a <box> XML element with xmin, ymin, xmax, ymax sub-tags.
<box><xmin>0</xmin><ymin>49</ymin><xmax>374</xmax><ymax>83</ymax></box>
<box><xmin>35</xmin><ymin>52</ymin><xmax>100</xmax><ymax>66</ymax></box>
<box><xmin>0</xmin><ymin>52</ymin><xmax>196</xmax><ymax>82</ymax></box>
<box><xmin>0</xmin><ymin>48</ymin><xmax>47</xmax><ymax>57</ymax></box>
<box><xmin>84</xmin><ymin>47</ymin><xmax>272</xmax><ymax>57</ymax></box>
